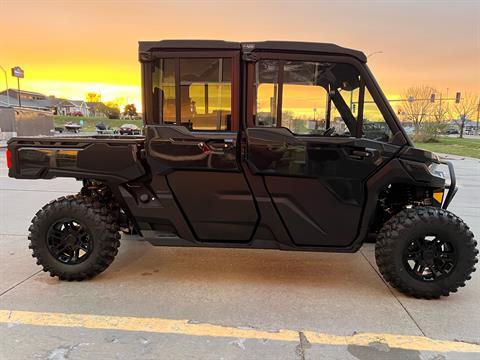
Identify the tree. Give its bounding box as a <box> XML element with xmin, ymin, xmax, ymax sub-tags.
<box><xmin>420</xmin><ymin>98</ymin><xmax>449</xmax><ymax>141</ymax></box>
<box><xmin>104</xmin><ymin>101</ymin><xmax>120</xmax><ymax>119</ymax></box>
<box><xmin>402</xmin><ymin>86</ymin><xmax>437</xmax><ymax>130</ymax></box>
<box><xmin>85</xmin><ymin>92</ymin><xmax>101</xmax><ymax>103</ymax></box>
<box><xmin>123</xmin><ymin>104</ymin><xmax>137</xmax><ymax>119</ymax></box>
<box><xmin>449</xmin><ymin>93</ymin><xmax>479</xmax><ymax>138</ymax></box>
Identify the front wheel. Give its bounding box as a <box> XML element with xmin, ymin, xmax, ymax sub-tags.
<box><xmin>375</xmin><ymin>207</ymin><xmax>478</xmax><ymax>299</ymax></box>
<box><xmin>28</xmin><ymin>195</ymin><xmax>121</xmax><ymax>280</ymax></box>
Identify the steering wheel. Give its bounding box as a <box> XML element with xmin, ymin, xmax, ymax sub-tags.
<box><xmin>324</xmin><ymin>127</ymin><xmax>336</xmax><ymax>136</ymax></box>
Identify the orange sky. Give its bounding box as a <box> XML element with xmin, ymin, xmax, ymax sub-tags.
<box><xmin>1</xmin><ymin>0</ymin><xmax>479</xmax><ymax>111</ymax></box>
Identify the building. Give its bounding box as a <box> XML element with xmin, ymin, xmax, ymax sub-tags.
<box><xmin>56</xmin><ymin>100</ymin><xmax>89</xmax><ymax>116</ymax></box>
<box><xmin>0</xmin><ymin>89</ymin><xmax>53</xmax><ymax>110</ymax></box>
<box><xmin>0</xmin><ymin>89</ymin><xmax>47</xmax><ymax>101</ymax></box>
<box><xmin>0</xmin><ymin>89</ymin><xmax>115</xmax><ymax>118</ymax></box>
<box><xmin>0</xmin><ymin>106</ymin><xmax>54</xmax><ymax>140</ymax></box>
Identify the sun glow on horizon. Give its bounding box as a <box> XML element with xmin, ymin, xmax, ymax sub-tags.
<box><xmin>1</xmin><ymin>1</ymin><xmax>478</xmax><ymax>114</ymax></box>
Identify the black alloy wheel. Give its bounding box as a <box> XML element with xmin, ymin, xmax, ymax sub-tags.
<box><xmin>403</xmin><ymin>235</ymin><xmax>456</xmax><ymax>282</ymax></box>
<box><xmin>29</xmin><ymin>195</ymin><xmax>121</xmax><ymax>280</ymax></box>
<box><xmin>375</xmin><ymin>206</ymin><xmax>478</xmax><ymax>298</ymax></box>
<box><xmin>47</xmin><ymin>219</ymin><xmax>94</xmax><ymax>265</ymax></box>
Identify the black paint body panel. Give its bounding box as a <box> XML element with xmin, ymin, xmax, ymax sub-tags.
<box><xmin>6</xmin><ymin>40</ymin><xmax>452</xmax><ymax>253</ymax></box>
<box><xmin>8</xmin><ymin>136</ymin><xmax>145</xmax><ymax>183</ymax></box>
<box><xmin>6</xmin><ymin>125</ymin><xmax>447</xmax><ymax>253</ymax></box>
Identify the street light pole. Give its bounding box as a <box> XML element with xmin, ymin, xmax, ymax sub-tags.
<box><xmin>367</xmin><ymin>51</ymin><xmax>383</xmax><ymax>59</ymax></box>
<box><xmin>0</xmin><ymin>65</ymin><xmax>10</xmax><ymax>106</ymax></box>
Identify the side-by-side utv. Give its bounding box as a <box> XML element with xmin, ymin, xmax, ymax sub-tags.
<box><xmin>6</xmin><ymin>40</ymin><xmax>477</xmax><ymax>298</ymax></box>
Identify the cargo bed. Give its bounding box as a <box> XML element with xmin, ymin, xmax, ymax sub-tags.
<box><xmin>7</xmin><ymin>135</ymin><xmax>146</xmax><ymax>183</ymax></box>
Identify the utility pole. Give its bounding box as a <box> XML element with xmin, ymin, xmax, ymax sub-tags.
<box><xmin>476</xmin><ymin>102</ymin><xmax>480</xmax><ymax>136</ymax></box>
<box><xmin>438</xmin><ymin>91</ymin><xmax>442</xmax><ymax>122</ymax></box>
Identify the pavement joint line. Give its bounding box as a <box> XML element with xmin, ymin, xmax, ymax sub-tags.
<box><xmin>0</xmin><ymin>309</ymin><xmax>479</xmax><ymax>353</ymax></box>
<box><xmin>0</xmin><ymin>271</ymin><xmax>42</xmax><ymax>298</ymax></box>
<box><xmin>1</xmin><ymin>188</ymin><xmax>76</xmax><ymax>193</ymax></box>
<box><xmin>359</xmin><ymin>249</ymin><xmax>427</xmax><ymax>337</ymax></box>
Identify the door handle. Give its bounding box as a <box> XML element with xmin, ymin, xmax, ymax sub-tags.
<box><xmin>206</xmin><ymin>139</ymin><xmax>235</xmax><ymax>151</ymax></box>
<box><xmin>352</xmin><ymin>150</ymin><xmax>370</xmax><ymax>157</ymax></box>
<box><xmin>349</xmin><ymin>149</ymin><xmax>377</xmax><ymax>160</ymax></box>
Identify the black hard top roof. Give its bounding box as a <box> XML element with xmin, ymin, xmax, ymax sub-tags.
<box><xmin>138</xmin><ymin>40</ymin><xmax>367</xmax><ymax>62</ymax></box>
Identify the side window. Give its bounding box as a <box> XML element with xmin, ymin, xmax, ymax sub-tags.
<box><xmin>362</xmin><ymin>88</ymin><xmax>393</xmax><ymax>142</ymax></box>
<box><xmin>152</xmin><ymin>59</ymin><xmax>176</xmax><ymax>124</ymax></box>
<box><xmin>282</xmin><ymin>61</ymin><xmax>327</xmax><ymax>135</ymax></box>
<box><xmin>152</xmin><ymin>57</ymin><xmax>233</xmax><ymax>131</ymax></box>
<box><xmin>254</xmin><ymin>60</ymin><xmax>362</xmax><ymax>137</ymax></box>
<box><xmin>180</xmin><ymin>58</ymin><xmax>232</xmax><ymax>131</ymax></box>
<box><xmin>253</xmin><ymin>60</ymin><xmax>394</xmax><ymax>142</ymax></box>
<box><xmin>254</xmin><ymin>60</ymin><xmax>279</xmax><ymax>127</ymax></box>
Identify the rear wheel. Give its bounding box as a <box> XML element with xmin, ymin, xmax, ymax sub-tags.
<box><xmin>29</xmin><ymin>195</ymin><xmax>121</xmax><ymax>280</ymax></box>
<box><xmin>375</xmin><ymin>206</ymin><xmax>478</xmax><ymax>299</ymax></box>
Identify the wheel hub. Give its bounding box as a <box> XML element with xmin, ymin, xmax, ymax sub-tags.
<box><xmin>64</xmin><ymin>234</ymin><xmax>77</xmax><ymax>246</ymax></box>
<box><xmin>46</xmin><ymin>219</ymin><xmax>93</xmax><ymax>265</ymax></box>
<box><xmin>403</xmin><ymin>235</ymin><xmax>456</xmax><ymax>282</ymax></box>
<box><xmin>422</xmin><ymin>249</ymin><xmax>435</xmax><ymax>265</ymax></box>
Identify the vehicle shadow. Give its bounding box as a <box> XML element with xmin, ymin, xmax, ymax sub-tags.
<box><xmin>93</xmin><ymin>238</ymin><xmax>386</xmax><ymax>294</ymax></box>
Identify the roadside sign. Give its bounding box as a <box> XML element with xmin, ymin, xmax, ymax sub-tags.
<box><xmin>11</xmin><ymin>67</ymin><xmax>24</xmax><ymax>78</ymax></box>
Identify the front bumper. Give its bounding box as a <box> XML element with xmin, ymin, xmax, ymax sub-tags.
<box><xmin>440</xmin><ymin>160</ymin><xmax>457</xmax><ymax>209</ymax></box>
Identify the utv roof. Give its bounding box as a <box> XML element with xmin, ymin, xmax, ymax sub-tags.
<box><xmin>138</xmin><ymin>40</ymin><xmax>367</xmax><ymax>62</ymax></box>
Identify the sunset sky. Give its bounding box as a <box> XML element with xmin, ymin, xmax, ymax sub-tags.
<box><xmin>1</xmin><ymin>0</ymin><xmax>479</xmax><ymax>111</ymax></box>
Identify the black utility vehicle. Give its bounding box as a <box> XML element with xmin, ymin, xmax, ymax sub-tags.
<box><xmin>6</xmin><ymin>41</ymin><xmax>477</xmax><ymax>298</ymax></box>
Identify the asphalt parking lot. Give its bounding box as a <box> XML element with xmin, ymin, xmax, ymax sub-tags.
<box><xmin>0</xmin><ymin>147</ymin><xmax>479</xmax><ymax>359</ymax></box>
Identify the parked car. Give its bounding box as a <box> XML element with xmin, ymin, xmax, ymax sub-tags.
<box><xmin>446</xmin><ymin>128</ymin><xmax>459</xmax><ymax>135</ymax></box>
<box><xmin>5</xmin><ymin>40</ymin><xmax>478</xmax><ymax>299</ymax></box>
<box><xmin>119</xmin><ymin>123</ymin><xmax>141</xmax><ymax>135</ymax></box>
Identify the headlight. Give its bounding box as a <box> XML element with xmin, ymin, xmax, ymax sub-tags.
<box><xmin>428</xmin><ymin>162</ymin><xmax>445</xmax><ymax>178</ymax></box>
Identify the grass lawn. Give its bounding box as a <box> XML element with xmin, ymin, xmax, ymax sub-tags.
<box><xmin>54</xmin><ymin>116</ymin><xmax>142</xmax><ymax>132</ymax></box>
<box><xmin>415</xmin><ymin>137</ymin><xmax>480</xmax><ymax>159</ymax></box>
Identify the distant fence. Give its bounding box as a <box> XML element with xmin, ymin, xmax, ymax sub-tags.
<box><xmin>0</xmin><ymin>107</ymin><xmax>54</xmax><ymax>140</ymax></box>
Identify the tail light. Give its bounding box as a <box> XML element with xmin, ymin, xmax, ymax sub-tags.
<box><xmin>6</xmin><ymin>148</ymin><xmax>12</xmax><ymax>169</ymax></box>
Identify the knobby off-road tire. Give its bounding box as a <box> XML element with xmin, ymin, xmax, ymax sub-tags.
<box><xmin>28</xmin><ymin>195</ymin><xmax>121</xmax><ymax>280</ymax></box>
<box><xmin>375</xmin><ymin>206</ymin><xmax>478</xmax><ymax>299</ymax></box>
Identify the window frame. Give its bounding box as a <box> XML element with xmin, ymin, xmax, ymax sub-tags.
<box><xmin>144</xmin><ymin>50</ymin><xmax>240</xmax><ymax>131</ymax></box>
<box><xmin>246</xmin><ymin>52</ymin><xmax>402</xmax><ymax>140</ymax></box>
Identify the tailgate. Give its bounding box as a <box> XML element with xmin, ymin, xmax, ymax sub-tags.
<box><xmin>7</xmin><ymin>136</ymin><xmax>146</xmax><ymax>182</ymax></box>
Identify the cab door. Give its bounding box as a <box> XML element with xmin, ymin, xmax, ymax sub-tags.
<box><xmin>244</xmin><ymin>56</ymin><xmax>400</xmax><ymax>247</ymax></box>
<box><xmin>145</xmin><ymin>52</ymin><xmax>258</xmax><ymax>241</ymax></box>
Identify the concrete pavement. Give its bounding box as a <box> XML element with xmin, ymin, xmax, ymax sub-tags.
<box><xmin>0</xmin><ymin>148</ymin><xmax>479</xmax><ymax>359</ymax></box>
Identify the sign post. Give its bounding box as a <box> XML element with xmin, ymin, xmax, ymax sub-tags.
<box><xmin>11</xmin><ymin>66</ymin><xmax>24</xmax><ymax>107</ymax></box>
